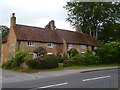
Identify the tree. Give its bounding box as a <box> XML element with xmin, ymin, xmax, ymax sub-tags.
<box><xmin>0</xmin><ymin>25</ymin><xmax>9</xmax><ymax>39</ymax></box>
<box><xmin>64</xmin><ymin>2</ymin><xmax>120</xmax><ymax>43</ymax></box>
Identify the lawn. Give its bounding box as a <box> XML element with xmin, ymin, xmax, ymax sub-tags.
<box><xmin>12</xmin><ymin>63</ymin><xmax>119</xmax><ymax>73</ymax></box>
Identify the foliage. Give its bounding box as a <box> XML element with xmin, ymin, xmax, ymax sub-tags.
<box><xmin>95</xmin><ymin>42</ymin><xmax>120</xmax><ymax>64</ymax></box>
<box><xmin>26</xmin><ymin>55</ymin><xmax>59</xmax><ymax>69</ymax></box>
<box><xmin>2</xmin><ymin>60</ymin><xmax>15</xmax><ymax>69</ymax></box>
<box><xmin>63</xmin><ymin>60</ymin><xmax>76</xmax><ymax>67</ymax></box>
<box><xmin>82</xmin><ymin>53</ymin><xmax>100</xmax><ymax>65</ymax></box>
<box><xmin>58</xmin><ymin>53</ymin><xmax>69</xmax><ymax>63</ymax></box>
<box><xmin>64</xmin><ymin>2</ymin><xmax>120</xmax><ymax>42</ymax></box>
<box><xmin>13</xmin><ymin>51</ymin><xmax>28</xmax><ymax>67</ymax></box>
<box><xmin>1</xmin><ymin>25</ymin><xmax>9</xmax><ymax>39</ymax></box>
<box><xmin>2</xmin><ymin>51</ymin><xmax>30</xmax><ymax>69</ymax></box>
<box><xmin>69</xmin><ymin>48</ymin><xmax>79</xmax><ymax>58</ymax></box>
<box><xmin>71</xmin><ymin>54</ymin><xmax>84</xmax><ymax>63</ymax></box>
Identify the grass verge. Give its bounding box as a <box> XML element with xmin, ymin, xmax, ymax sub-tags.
<box><xmin>11</xmin><ymin>63</ymin><xmax>119</xmax><ymax>73</ymax></box>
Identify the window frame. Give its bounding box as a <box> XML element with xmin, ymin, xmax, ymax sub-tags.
<box><xmin>68</xmin><ymin>44</ymin><xmax>73</xmax><ymax>49</ymax></box>
<box><xmin>47</xmin><ymin>43</ymin><xmax>53</xmax><ymax>48</ymax></box>
<box><xmin>80</xmin><ymin>45</ymin><xmax>86</xmax><ymax>49</ymax></box>
<box><xmin>27</xmin><ymin>41</ymin><xmax>35</xmax><ymax>46</ymax></box>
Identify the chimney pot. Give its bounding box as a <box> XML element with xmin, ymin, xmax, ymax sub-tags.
<box><xmin>50</xmin><ymin>20</ymin><xmax>55</xmax><ymax>30</ymax></box>
<box><xmin>75</xmin><ymin>24</ymin><xmax>82</xmax><ymax>33</ymax></box>
<box><xmin>12</xmin><ymin>13</ymin><xmax>15</xmax><ymax>17</ymax></box>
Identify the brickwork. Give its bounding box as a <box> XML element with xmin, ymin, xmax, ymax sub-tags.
<box><xmin>17</xmin><ymin>41</ymin><xmax>63</xmax><ymax>55</ymax></box>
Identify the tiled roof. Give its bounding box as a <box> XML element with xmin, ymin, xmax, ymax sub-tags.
<box><xmin>2</xmin><ymin>24</ymin><xmax>101</xmax><ymax>46</ymax></box>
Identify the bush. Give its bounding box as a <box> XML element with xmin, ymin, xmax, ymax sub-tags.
<box><xmin>82</xmin><ymin>53</ymin><xmax>101</xmax><ymax>65</ymax></box>
<box><xmin>70</xmin><ymin>53</ymin><xmax>100</xmax><ymax>66</ymax></box>
<box><xmin>26</xmin><ymin>55</ymin><xmax>59</xmax><ymax>69</ymax></box>
<box><xmin>95</xmin><ymin>42</ymin><xmax>120</xmax><ymax>64</ymax></box>
<box><xmin>43</xmin><ymin>55</ymin><xmax>59</xmax><ymax>69</ymax></box>
<box><xmin>63</xmin><ymin>60</ymin><xmax>76</xmax><ymax>67</ymax></box>
<box><xmin>69</xmin><ymin>48</ymin><xmax>79</xmax><ymax>58</ymax></box>
<box><xmin>58</xmin><ymin>53</ymin><xmax>68</xmax><ymax>63</ymax></box>
<box><xmin>13</xmin><ymin>51</ymin><xmax>27</xmax><ymax>67</ymax></box>
<box><xmin>71</xmin><ymin>54</ymin><xmax>84</xmax><ymax>63</ymax></box>
<box><xmin>2</xmin><ymin>60</ymin><xmax>15</xmax><ymax>69</ymax></box>
<box><xmin>2</xmin><ymin>51</ymin><xmax>30</xmax><ymax>69</ymax></box>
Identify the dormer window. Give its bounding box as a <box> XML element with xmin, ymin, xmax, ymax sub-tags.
<box><xmin>47</xmin><ymin>43</ymin><xmax>53</xmax><ymax>48</ymax></box>
<box><xmin>27</xmin><ymin>41</ymin><xmax>35</xmax><ymax>46</ymax></box>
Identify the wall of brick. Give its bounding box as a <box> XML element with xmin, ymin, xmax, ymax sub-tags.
<box><xmin>16</xmin><ymin>41</ymin><xmax>92</xmax><ymax>56</ymax></box>
<box><xmin>67</xmin><ymin>44</ymin><xmax>92</xmax><ymax>53</ymax></box>
<box><xmin>17</xmin><ymin>41</ymin><xmax>63</xmax><ymax>55</ymax></box>
<box><xmin>1</xmin><ymin>14</ymin><xmax>17</xmax><ymax>64</ymax></box>
<box><xmin>1</xmin><ymin>27</ymin><xmax>17</xmax><ymax>64</ymax></box>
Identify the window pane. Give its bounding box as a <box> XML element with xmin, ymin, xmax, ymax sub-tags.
<box><xmin>47</xmin><ymin>43</ymin><xmax>53</xmax><ymax>48</ymax></box>
<box><xmin>80</xmin><ymin>45</ymin><xmax>86</xmax><ymax>49</ymax></box>
<box><xmin>68</xmin><ymin>44</ymin><xmax>73</xmax><ymax>48</ymax></box>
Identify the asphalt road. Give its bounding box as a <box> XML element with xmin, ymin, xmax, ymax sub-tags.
<box><xmin>2</xmin><ymin>69</ymin><xmax>119</xmax><ymax>89</ymax></box>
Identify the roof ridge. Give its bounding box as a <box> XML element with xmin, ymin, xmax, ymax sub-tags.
<box><xmin>16</xmin><ymin>24</ymin><xmax>45</xmax><ymax>30</ymax></box>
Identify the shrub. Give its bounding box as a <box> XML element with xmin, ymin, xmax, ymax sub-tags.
<box><xmin>71</xmin><ymin>53</ymin><xmax>101</xmax><ymax>66</ymax></box>
<box><xmin>42</xmin><ymin>55</ymin><xmax>59</xmax><ymax>69</ymax></box>
<box><xmin>2</xmin><ymin>51</ymin><xmax>30</xmax><ymax>69</ymax></box>
<box><xmin>63</xmin><ymin>60</ymin><xmax>76</xmax><ymax>67</ymax></box>
<box><xmin>58</xmin><ymin>53</ymin><xmax>68</xmax><ymax>63</ymax></box>
<box><xmin>95</xmin><ymin>42</ymin><xmax>120</xmax><ymax>64</ymax></box>
<box><xmin>25</xmin><ymin>53</ymin><xmax>36</xmax><ymax>68</ymax></box>
<box><xmin>69</xmin><ymin>48</ymin><xmax>79</xmax><ymax>58</ymax></box>
<box><xmin>26</xmin><ymin>55</ymin><xmax>59</xmax><ymax>69</ymax></box>
<box><xmin>2</xmin><ymin>60</ymin><xmax>15</xmax><ymax>69</ymax></box>
<box><xmin>13</xmin><ymin>51</ymin><xmax>27</xmax><ymax>67</ymax></box>
<box><xmin>82</xmin><ymin>53</ymin><xmax>101</xmax><ymax>65</ymax></box>
<box><xmin>71</xmin><ymin>54</ymin><xmax>84</xmax><ymax>63</ymax></box>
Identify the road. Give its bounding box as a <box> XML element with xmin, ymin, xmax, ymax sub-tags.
<box><xmin>2</xmin><ymin>68</ymin><xmax>119</xmax><ymax>89</ymax></box>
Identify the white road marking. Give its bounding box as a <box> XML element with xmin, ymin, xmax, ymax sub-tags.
<box><xmin>83</xmin><ymin>75</ymin><xmax>111</xmax><ymax>82</ymax></box>
<box><xmin>30</xmin><ymin>82</ymin><xmax>68</xmax><ymax>90</ymax></box>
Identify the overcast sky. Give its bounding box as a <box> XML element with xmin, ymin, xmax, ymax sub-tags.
<box><xmin>0</xmin><ymin>0</ymin><xmax>75</xmax><ymax>31</ymax></box>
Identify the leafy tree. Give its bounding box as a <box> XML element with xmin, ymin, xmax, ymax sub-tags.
<box><xmin>64</xmin><ymin>2</ymin><xmax>120</xmax><ymax>43</ymax></box>
<box><xmin>1</xmin><ymin>25</ymin><xmax>9</xmax><ymax>39</ymax></box>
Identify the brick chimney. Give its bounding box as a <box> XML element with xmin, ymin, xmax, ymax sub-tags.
<box><xmin>10</xmin><ymin>13</ymin><xmax>16</xmax><ymax>28</ymax></box>
<box><xmin>45</xmin><ymin>20</ymin><xmax>56</xmax><ymax>30</ymax></box>
<box><xmin>75</xmin><ymin>24</ymin><xmax>82</xmax><ymax>33</ymax></box>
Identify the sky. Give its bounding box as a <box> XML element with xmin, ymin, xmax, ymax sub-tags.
<box><xmin>0</xmin><ymin>0</ymin><xmax>74</xmax><ymax>31</ymax></box>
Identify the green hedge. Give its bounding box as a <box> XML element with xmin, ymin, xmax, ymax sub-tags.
<box><xmin>26</xmin><ymin>55</ymin><xmax>59</xmax><ymax>69</ymax></box>
<box><xmin>63</xmin><ymin>60</ymin><xmax>76</xmax><ymax>67</ymax></box>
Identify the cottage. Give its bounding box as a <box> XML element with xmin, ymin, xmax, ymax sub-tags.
<box><xmin>1</xmin><ymin>13</ymin><xmax>100</xmax><ymax>64</ymax></box>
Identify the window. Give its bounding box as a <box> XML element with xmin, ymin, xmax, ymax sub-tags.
<box><xmin>27</xmin><ymin>41</ymin><xmax>35</xmax><ymax>46</ymax></box>
<box><xmin>47</xmin><ymin>43</ymin><xmax>53</xmax><ymax>48</ymax></box>
<box><xmin>68</xmin><ymin>44</ymin><xmax>73</xmax><ymax>49</ymax></box>
<box><xmin>80</xmin><ymin>45</ymin><xmax>86</xmax><ymax>49</ymax></box>
<box><xmin>94</xmin><ymin>47</ymin><xmax>97</xmax><ymax>50</ymax></box>
<box><xmin>33</xmin><ymin>53</ymin><xmax>37</xmax><ymax>59</ymax></box>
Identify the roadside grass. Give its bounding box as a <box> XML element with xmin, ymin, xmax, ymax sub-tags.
<box><xmin>11</xmin><ymin>63</ymin><xmax>119</xmax><ymax>73</ymax></box>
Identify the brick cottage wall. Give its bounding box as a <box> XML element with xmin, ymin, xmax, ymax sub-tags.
<box><xmin>1</xmin><ymin>13</ymin><xmax>17</xmax><ymax>64</ymax></box>
<box><xmin>17</xmin><ymin>41</ymin><xmax>63</xmax><ymax>55</ymax></box>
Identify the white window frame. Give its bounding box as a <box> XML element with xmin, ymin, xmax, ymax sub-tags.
<box><xmin>68</xmin><ymin>44</ymin><xmax>73</xmax><ymax>49</ymax></box>
<box><xmin>80</xmin><ymin>45</ymin><xmax>86</xmax><ymax>49</ymax></box>
<box><xmin>47</xmin><ymin>43</ymin><xmax>53</xmax><ymax>48</ymax></box>
<box><xmin>33</xmin><ymin>53</ymin><xmax>37</xmax><ymax>59</ymax></box>
<box><xmin>27</xmin><ymin>41</ymin><xmax>35</xmax><ymax>46</ymax></box>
